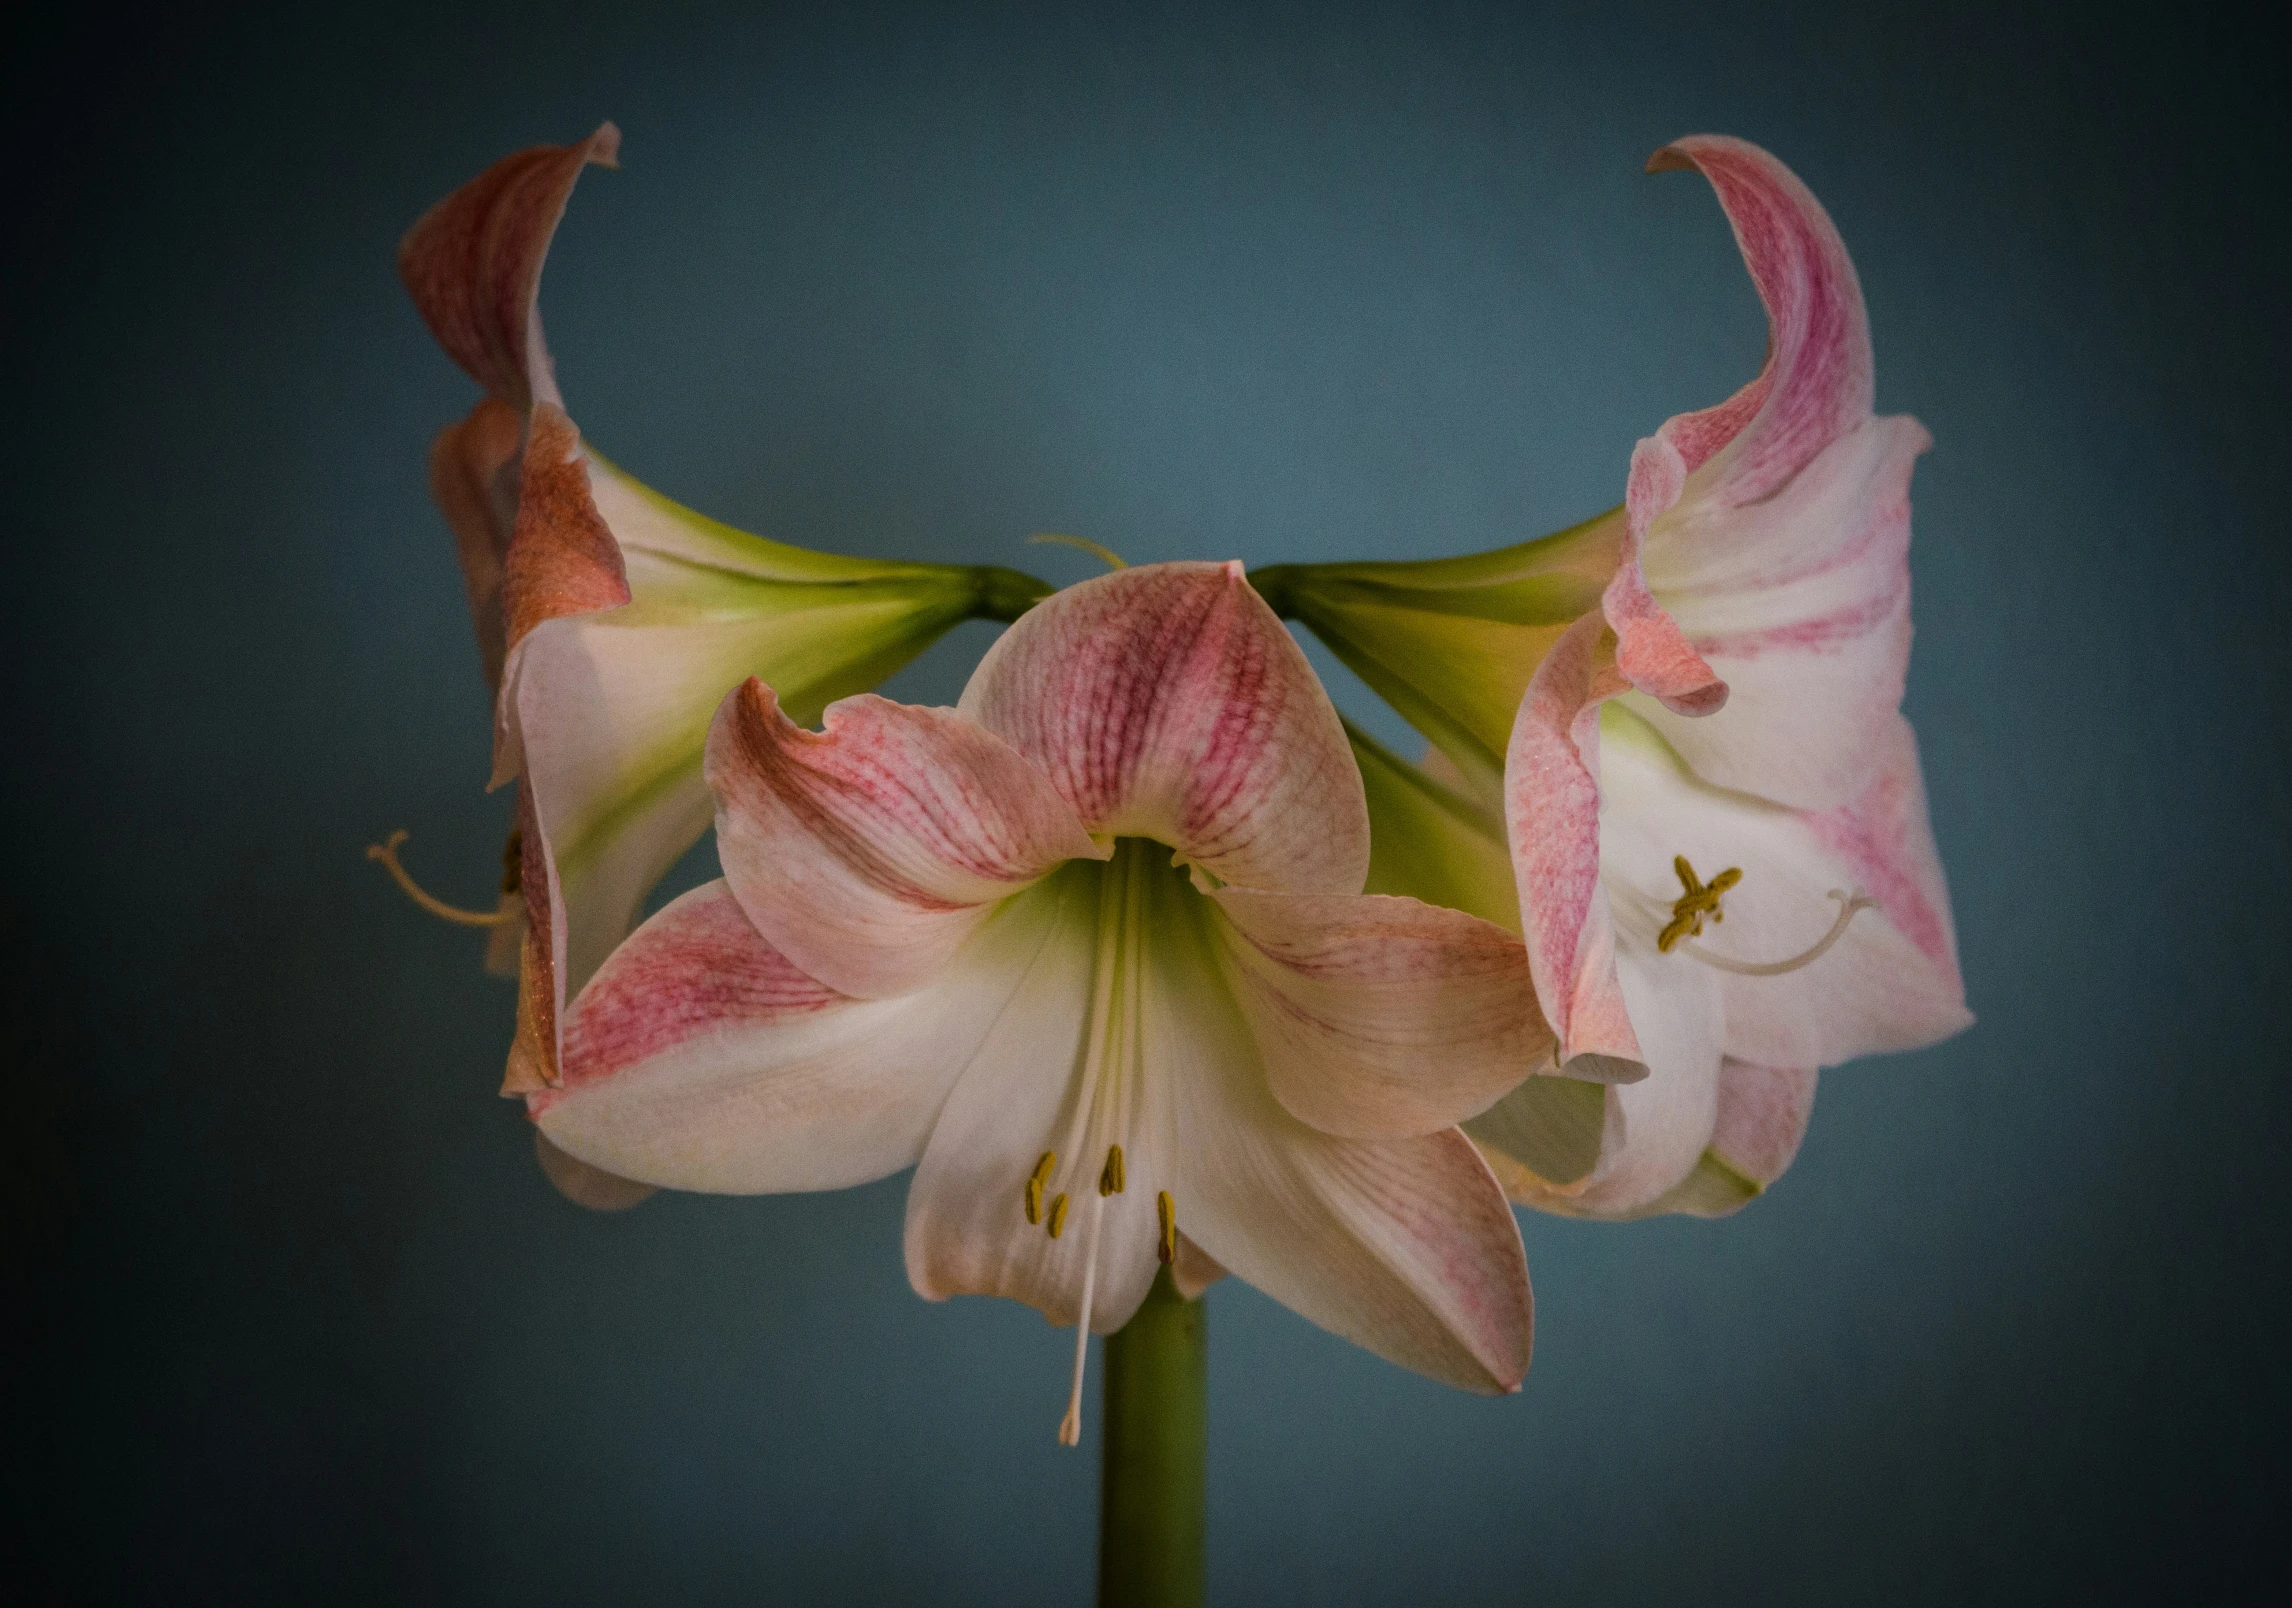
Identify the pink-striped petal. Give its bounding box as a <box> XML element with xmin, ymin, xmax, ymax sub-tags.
<box><xmin>1173</xmin><ymin>1082</ymin><xmax>1533</xmax><ymax>1394</ymax></box>
<box><xmin>1627</xmin><ymin>412</ymin><xmax>1927</xmax><ymax>807</ymax></box>
<box><xmin>397</xmin><ymin>123</ymin><xmax>620</xmax><ymax>410</ymax></box>
<box><xmin>959</xmin><ymin>562</ymin><xmax>1370</xmax><ymax>896</ymax></box>
<box><xmin>1208</xmin><ymin>885</ymin><xmax>1558</xmax><ymax>1140</ymax></box>
<box><xmin>532</xmin><ymin>880</ymin><xmax>1005</xmax><ymax>1193</ymax></box>
<box><xmin>1600</xmin><ymin>136</ymin><xmax>1900</xmax><ymax>786</ymax></box>
<box><xmin>707</xmin><ymin>680</ymin><xmax>1103</xmax><ymax>1000</ymax></box>
<box><xmin>1505</xmin><ymin>613</ymin><xmax>1644</xmax><ymax>1079</ymax></box>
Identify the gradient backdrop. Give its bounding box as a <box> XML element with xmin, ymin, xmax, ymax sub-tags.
<box><xmin>11</xmin><ymin>3</ymin><xmax>2287</xmax><ymax>1602</ymax></box>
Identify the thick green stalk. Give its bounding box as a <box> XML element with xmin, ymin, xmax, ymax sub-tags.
<box><xmin>1097</xmin><ymin>1267</ymin><xmax>1206</xmax><ymax>1608</ymax></box>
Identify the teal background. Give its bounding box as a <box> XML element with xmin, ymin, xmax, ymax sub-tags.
<box><xmin>11</xmin><ymin>2</ymin><xmax>2285</xmax><ymax>1601</ymax></box>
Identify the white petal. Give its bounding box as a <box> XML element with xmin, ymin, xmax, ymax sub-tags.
<box><xmin>903</xmin><ymin>862</ymin><xmax>1166</xmax><ymax>1335</ymax></box>
<box><xmin>534</xmin><ymin>881</ymin><xmax>1026</xmax><ymax>1194</ymax></box>
<box><xmin>1208</xmin><ymin>885</ymin><xmax>1553</xmax><ymax>1140</ymax></box>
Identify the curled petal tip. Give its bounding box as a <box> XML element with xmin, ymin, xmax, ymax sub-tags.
<box><xmin>588</xmin><ymin>121</ymin><xmax>623</xmax><ymax>167</ymax></box>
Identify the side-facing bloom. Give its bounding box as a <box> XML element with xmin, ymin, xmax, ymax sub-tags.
<box><xmin>397</xmin><ymin>126</ymin><xmax>1045</xmax><ymax>1096</ymax></box>
<box><xmin>537</xmin><ymin>562</ymin><xmax>1571</xmax><ymax>1431</ymax></box>
<box><xmin>1480</xmin><ymin>137</ymin><xmax>1971</xmax><ymax>1216</ymax></box>
<box><xmin>1259</xmin><ymin>137</ymin><xmax>1970</xmax><ymax>1215</ymax></box>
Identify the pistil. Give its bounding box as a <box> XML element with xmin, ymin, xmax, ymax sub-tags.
<box><xmin>1681</xmin><ymin>889</ymin><xmax>1874</xmax><ymax>976</ymax></box>
<box><xmin>366</xmin><ymin>828</ymin><xmax>522</xmax><ymax>927</ymax></box>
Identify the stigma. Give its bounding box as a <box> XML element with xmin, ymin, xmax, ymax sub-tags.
<box><xmin>366</xmin><ymin>828</ymin><xmax>522</xmax><ymax>927</ymax></box>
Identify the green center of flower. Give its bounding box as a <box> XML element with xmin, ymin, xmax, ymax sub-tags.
<box><xmin>1013</xmin><ymin>838</ymin><xmax>1188</xmax><ymax>1446</ymax></box>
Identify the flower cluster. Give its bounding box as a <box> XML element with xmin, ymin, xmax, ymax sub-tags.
<box><xmin>390</xmin><ymin>127</ymin><xmax>1968</xmax><ymax>1437</ymax></box>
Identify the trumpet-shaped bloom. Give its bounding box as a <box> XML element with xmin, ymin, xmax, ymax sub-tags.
<box><xmin>399</xmin><ymin>127</ymin><xmax>1045</xmax><ymax>1093</ymax></box>
<box><xmin>534</xmin><ymin>563</ymin><xmax>1563</xmax><ymax>1425</ymax></box>
<box><xmin>1470</xmin><ymin>138</ymin><xmax>1971</xmax><ymax>1217</ymax></box>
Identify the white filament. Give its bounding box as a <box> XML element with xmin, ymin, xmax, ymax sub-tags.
<box><xmin>1682</xmin><ymin>889</ymin><xmax>1875</xmax><ymax>976</ymax></box>
<box><xmin>1058</xmin><ymin>1191</ymin><xmax>1108</xmax><ymax>1446</ymax></box>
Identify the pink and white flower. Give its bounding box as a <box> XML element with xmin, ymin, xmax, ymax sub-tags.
<box><xmin>398</xmin><ymin>127</ymin><xmax>1044</xmax><ymax>1097</ymax></box>
<box><xmin>534</xmin><ymin>562</ymin><xmax>1568</xmax><ymax>1430</ymax></box>
<box><xmin>1471</xmin><ymin>138</ymin><xmax>1971</xmax><ymax>1217</ymax></box>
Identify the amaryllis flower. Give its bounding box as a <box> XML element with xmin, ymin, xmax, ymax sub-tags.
<box><xmin>396</xmin><ymin>126</ymin><xmax>1044</xmax><ymax>1095</ymax></box>
<box><xmin>535</xmin><ymin>562</ymin><xmax>1567</xmax><ymax>1430</ymax></box>
<box><xmin>1469</xmin><ymin>137</ymin><xmax>1972</xmax><ymax>1217</ymax></box>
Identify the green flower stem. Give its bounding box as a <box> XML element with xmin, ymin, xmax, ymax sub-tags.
<box><xmin>1098</xmin><ymin>1266</ymin><xmax>1206</xmax><ymax>1608</ymax></box>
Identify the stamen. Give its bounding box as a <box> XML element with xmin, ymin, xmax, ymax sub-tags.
<box><xmin>366</xmin><ymin>830</ymin><xmax>520</xmax><ymax>927</ymax></box>
<box><xmin>1058</xmin><ymin>1190</ymin><xmax>1109</xmax><ymax>1447</ymax></box>
<box><xmin>1658</xmin><ymin>854</ymin><xmax>1741</xmax><ymax>953</ymax></box>
<box><xmin>1099</xmin><ymin>1145</ymin><xmax>1125</xmax><ymax>1197</ymax></box>
<box><xmin>1028</xmin><ymin>532</ymin><xmax>1129</xmax><ymax>572</ymax></box>
<box><xmin>1024</xmin><ymin>1151</ymin><xmax>1057</xmax><ymax>1225</ymax></box>
<box><xmin>1046</xmin><ymin>1193</ymin><xmax>1070</xmax><ymax>1239</ymax></box>
<box><xmin>1682</xmin><ymin>890</ymin><xmax>1877</xmax><ymax>976</ymax></box>
<box><xmin>1157</xmin><ymin>1191</ymin><xmax>1177</xmax><ymax>1264</ymax></box>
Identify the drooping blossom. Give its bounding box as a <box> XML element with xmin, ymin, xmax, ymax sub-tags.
<box><xmin>1476</xmin><ymin>137</ymin><xmax>1970</xmax><ymax>1216</ymax></box>
<box><xmin>396</xmin><ymin>126</ymin><xmax>1045</xmax><ymax>1098</ymax></box>
<box><xmin>535</xmin><ymin>562</ymin><xmax>1572</xmax><ymax>1432</ymax></box>
<box><xmin>1258</xmin><ymin>138</ymin><xmax>1969</xmax><ymax>1214</ymax></box>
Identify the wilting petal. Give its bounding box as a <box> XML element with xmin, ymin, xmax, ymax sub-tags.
<box><xmin>960</xmin><ymin>562</ymin><xmax>1370</xmax><ymax>896</ymax></box>
<box><xmin>428</xmin><ymin>397</ymin><xmax>524</xmax><ymax>690</ymax></box>
<box><xmin>1208</xmin><ymin>884</ymin><xmax>1554</xmax><ymax>1140</ymax></box>
<box><xmin>1597</xmin><ymin>705</ymin><xmax>1970</xmax><ymax>1069</ymax></box>
<box><xmin>1248</xmin><ymin>512</ymin><xmax>1623</xmax><ymax>804</ymax></box>
<box><xmin>905</xmin><ymin>865</ymin><xmax>1167</xmax><ymax>1335</ymax></box>
<box><xmin>397</xmin><ymin>122</ymin><xmax>619</xmax><ymax>410</ymax></box>
<box><xmin>500</xmin><ymin>404</ymin><xmax>631</xmax><ymax>670</ymax></box>
<box><xmin>1505</xmin><ymin>614</ymin><xmax>1643</xmax><ymax>1079</ymax></box>
<box><xmin>536</xmin><ymin>881</ymin><xmax>1002</xmax><ymax>1193</ymax></box>
<box><xmin>708</xmin><ymin>680</ymin><xmax>1101</xmax><ymax>999</ymax></box>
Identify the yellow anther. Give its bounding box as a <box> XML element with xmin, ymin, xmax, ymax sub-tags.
<box><xmin>1024</xmin><ymin>1152</ymin><xmax>1057</xmax><ymax>1224</ymax></box>
<box><xmin>1047</xmin><ymin>1193</ymin><xmax>1070</xmax><ymax>1239</ymax></box>
<box><xmin>1659</xmin><ymin>854</ymin><xmax>1742</xmax><ymax>953</ymax></box>
<box><xmin>1099</xmin><ymin>1145</ymin><xmax>1125</xmax><ymax>1197</ymax></box>
<box><xmin>1156</xmin><ymin>1191</ymin><xmax>1177</xmax><ymax>1264</ymax></box>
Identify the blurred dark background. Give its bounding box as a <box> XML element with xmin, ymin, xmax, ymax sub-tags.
<box><xmin>8</xmin><ymin>2</ymin><xmax>2286</xmax><ymax>1601</ymax></box>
